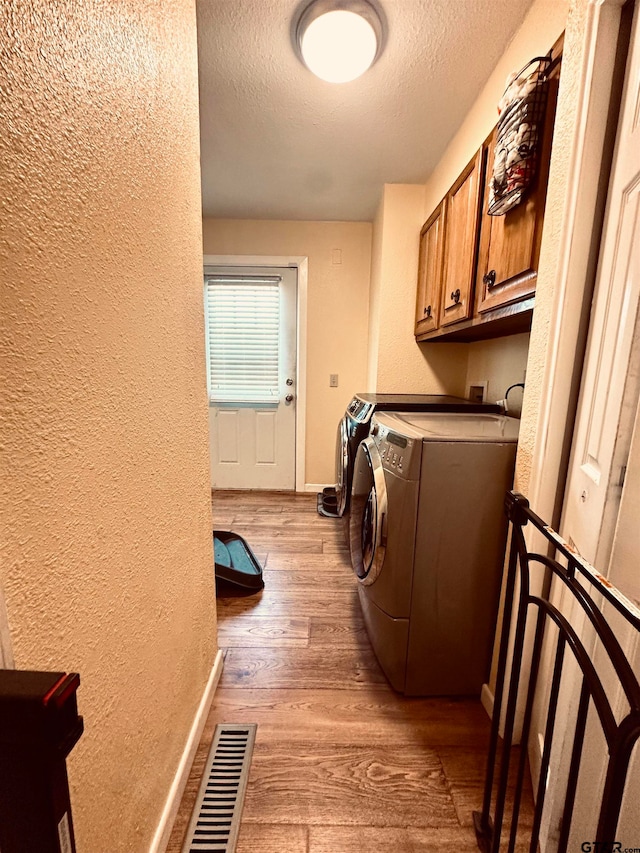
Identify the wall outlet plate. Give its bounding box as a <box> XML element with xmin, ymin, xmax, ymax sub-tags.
<box><xmin>329</xmin><ymin>374</ymin><xmax>339</xmax><ymax>388</ymax></box>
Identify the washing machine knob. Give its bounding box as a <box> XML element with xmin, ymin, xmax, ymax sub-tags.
<box><xmin>371</xmin><ymin>423</ymin><xmax>379</xmax><ymax>436</ymax></box>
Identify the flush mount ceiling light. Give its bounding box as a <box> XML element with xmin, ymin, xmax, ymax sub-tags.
<box><xmin>294</xmin><ymin>0</ymin><xmax>386</xmax><ymax>83</ymax></box>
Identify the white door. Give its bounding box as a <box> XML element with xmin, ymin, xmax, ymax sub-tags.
<box><xmin>205</xmin><ymin>265</ymin><xmax>297</xmax><ymax>490</ymax></box>
<box><xmin>609</xmin><ymin>398</ymin><xmax>640</xmax><ymax>601</ymax></box>
<box><xmin>561</xmin><ymin>1</ymin><xmax>640</xmax><ymax>572</ymax></box>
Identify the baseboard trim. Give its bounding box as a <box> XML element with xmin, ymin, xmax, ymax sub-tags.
<box><xmin>480</xmin><ymin>682</ymin><xmax>494</xmax><ymax>719</ymax></box>
<box><xmin>304</xmin><ymin>483</ymin><xmax>332</xmax><ymax>493</ymax></box>
<box><xmin>149</xmin><ymin>649</ymin><xmax>224</xmax><ymax>853</ymax></box>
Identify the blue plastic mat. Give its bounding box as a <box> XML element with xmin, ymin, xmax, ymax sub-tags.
<box><xmin>213</xmin><ymin>530</ymin><xmax>264</xmax><ymax>591</ymax></box>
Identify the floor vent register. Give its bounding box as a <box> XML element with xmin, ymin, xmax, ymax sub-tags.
<box><xmin>181</xmin><ymin>724</ymin><xmax>257</xmax><ymax>853</ymax></box>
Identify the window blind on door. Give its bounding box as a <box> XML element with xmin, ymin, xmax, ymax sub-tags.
<box><xmin>205</xmin><ymin>275</ymin><xmax>281</xmax><ymax>404</ymax></box>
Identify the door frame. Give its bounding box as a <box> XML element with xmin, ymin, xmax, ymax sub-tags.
<box><xmin>203</xmin><ymin>254</ymin><xmax>308</xmax><ymax>492</ymax></box>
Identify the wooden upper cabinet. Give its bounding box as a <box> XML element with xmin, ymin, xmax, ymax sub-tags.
<box><xmin>439</xmin><ymin>149</ymin><xmax>484</xmax><ymax>327</ymax></box>
<box><xmin>413</xmin><ymin>34</ymin><xmax>562</xmax><ymax>343</ymax></box>
<box><xmin>414</xmin><ymin>201</ymin><xmax>445</xmax><ymax>336</ymax></box>
<box><xmin>475</xmin><ymin>71</ymin><xmax>560</xmax><ymax>315</ymax></box>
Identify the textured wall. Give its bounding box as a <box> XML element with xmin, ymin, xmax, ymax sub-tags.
<box><xmin>369</xmin><ymin>184</ymin><xmax>469</xmax><ymax>396</ymax></box>
<box><xmin>366</xmin><ymin>197</ymin><xmax>385</xmax><ymax>391</ymax></box>
<box><xmin>0</xmin><ymin>2</ymin><xmax>217</xmax><ymax>851</ymax></box>
<box><xmin>517</xmin><ymin>0</ymin><xmax>586</xmax><ymax>495</ymax></box>
<box><xmin>419</xmin><ymin>0</ymin><xmax>569</xmax><ymax>454</ymax></box>
<box><xmin>201</xmin><ymin>218</ymin><xmax>372</xmax><ymax>486</ymax></box>
<box><xmin>465</xmin><ymin>334</ymin><xmax>530</xmax><ymax>415</ymax></box>
<box><xmin>422</xmin><ymin>0</ymin><xmax>570</xmax><ymax>218</ymax></box>
<box><xmin>517</xmin><ymin>2</ymin><xmax>640</xmax><ymax>836</ymax></box>
<box><xmin>367</xmin><ymin>1</ymin><xmax>569</xmax><ymax>409</ymax></box>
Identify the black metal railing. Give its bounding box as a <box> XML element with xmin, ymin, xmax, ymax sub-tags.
<box><xmin>474</xmin><ymin>491</ymin><xmax>640</xmax><ymax>853</ymax></box>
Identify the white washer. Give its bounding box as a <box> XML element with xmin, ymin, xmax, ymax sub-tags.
<box><xmin>349</xmin><ymin>411</ymin><xmax>520</xmax><ymax>695</ymax></box>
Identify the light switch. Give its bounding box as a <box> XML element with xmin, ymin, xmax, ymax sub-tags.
<box><xmin>331</xmin><ymin>249</ymin><xmax>342</xmax><ymax>265</ymax></box>
<box><xmin>330</xmin><ymin>374</ymin><xmax>339</xmax><ymax>388</ymax></box>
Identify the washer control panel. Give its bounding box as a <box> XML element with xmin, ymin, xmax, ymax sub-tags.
<box><xmin>373</xmin><ymin>420</ymin><xmax>419</xmax><ymax>479</ymax></box>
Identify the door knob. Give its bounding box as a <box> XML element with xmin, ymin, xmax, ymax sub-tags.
<box><xmin>286</xmin><ymin>378</ymin><xmax>294</xmax><ymax>386</ymax></box>
<box><xmin>285</xmin><ymin>394</ymin><xmax>294</xmax><ymax>403</ymax></box>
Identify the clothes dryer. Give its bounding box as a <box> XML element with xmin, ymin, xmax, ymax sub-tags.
<box><xmin>349</xmin><ymin>411</ymin><xmax>519</xmax><ymax>695</ymax></box>
<box><xmin>318</xmin><ymin>393</ymin><xmax>501</xmax><ymax>518</ymax></box>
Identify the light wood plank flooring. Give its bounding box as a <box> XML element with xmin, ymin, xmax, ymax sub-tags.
<box><xmin>167</xmin><ymin>490</ymin><xmax>529</xmax><ymax>852</ymax></box>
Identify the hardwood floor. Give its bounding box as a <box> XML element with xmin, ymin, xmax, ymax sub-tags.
<box><xmin>167</xmin><ymin>490</ymin><xmax>530</xmax><ymax>852</ymax></box>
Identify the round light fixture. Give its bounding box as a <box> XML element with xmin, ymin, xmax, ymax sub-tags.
<box><xmin>295</xmin><ymin>0</ymin><xmax>385</xmax><ymax>83</ymax></box>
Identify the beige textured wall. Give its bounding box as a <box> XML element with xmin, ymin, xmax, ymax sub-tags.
<box><xmin>0</xmin><ymin>3</ymin><xmax>217</xmax><ymax>851</ymax></box>
<box><xmin>465</xmin><ymin>334</ymin><xmax>530</xmax><ymax>415</ymax></box>
<box><xmin>367</xmin><ymin>197</ymin><xmax>385</xmax><ymax>390</ymax></box>
<box><xmin>201</xmin><ymin>218</ymin><xmax>372</xmax><ymax>486</ymax></box>
<box><xmin>370</xmin><ymin>184</ymin><xmax>469</xmax><ymax>395</ymax></box>
<box><xmin>517</xmin><ymin>0</ymin><xmax>586</xmax><ymax>494</ymax></box>
<box><xmin>419</xmin><ymin>0</ymin><xmax>569</xmax><ymax>429</ymax></box>
<box><xmin>423</xmin><ymin>0</ymin><xmax>570</xmax><ymax>216</ymax></box>
<box><xmin>516</xmin><ymin>1</ymin><xmax>640</xmax><ymax>830</ymax></box>
<box><xmin>486</xmin><ymin>0</ymin><xmax>605</xmax><ymax>696</ymax></box>
<box><xmin>368</xmin><ymin>1</ymin><xmax>568</xmax><ymax>403</ymax></box>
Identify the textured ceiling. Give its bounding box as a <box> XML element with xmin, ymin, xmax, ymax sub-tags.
<box><xmin>197</xmin><ymin>0</ymin><xmax>535</xmax><ymax>221</ymax></box>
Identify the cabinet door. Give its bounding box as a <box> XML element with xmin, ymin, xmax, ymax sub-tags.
<box><xmin>439</xmin><ymin>149</ymin><xmax>484</xmax><ymax>327</ymax></box>
<box><xmin>414</xmin><ymin>201</ymin><xmax>445</xmax><ymax>336</ymax></box>
<box><xmin>475</xmin><ymin>75</ymin><xmax>559</xmax><ymax>314</ymax></box>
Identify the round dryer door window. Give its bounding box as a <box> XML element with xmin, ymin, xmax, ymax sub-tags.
<box><xmin>349</xmin><ymin>437</ymin><xmax>387</xmax><ymax>585</ymax></box>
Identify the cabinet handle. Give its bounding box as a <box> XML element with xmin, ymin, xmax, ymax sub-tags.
<box><xmin>424</xmin><ymin>305</ymin><xmax>432</xmax><ymax>318</ymax></box>
<box><xmin>285</xmin><ymin>394</ymin><xmax>294</xmax><ymax>403</ymax></box>
<box><xmin>483</xmin><ymin>269</ymin><xmax>497</xmax><ymax>289</ymax></box>
<box><xmin>451</xmin><ymin>289</ymin><xmax>461</xmax><ymax>305</ymax></box>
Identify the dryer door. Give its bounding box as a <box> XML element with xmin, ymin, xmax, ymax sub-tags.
<box><xmin>334</xmin><ymin>416</ymin><xmax>350</xmax><ymax>517</ymax></box>
<box><xmin>349</xmin><ymin>437</ymin><xmax>387</xmax><ymax>586</ymax></box>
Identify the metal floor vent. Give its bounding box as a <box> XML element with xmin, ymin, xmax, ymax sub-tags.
<box><xmin>181</xmin><ymin>723</ymin><xmax>257</xmax><ymax>853</ymax></box>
